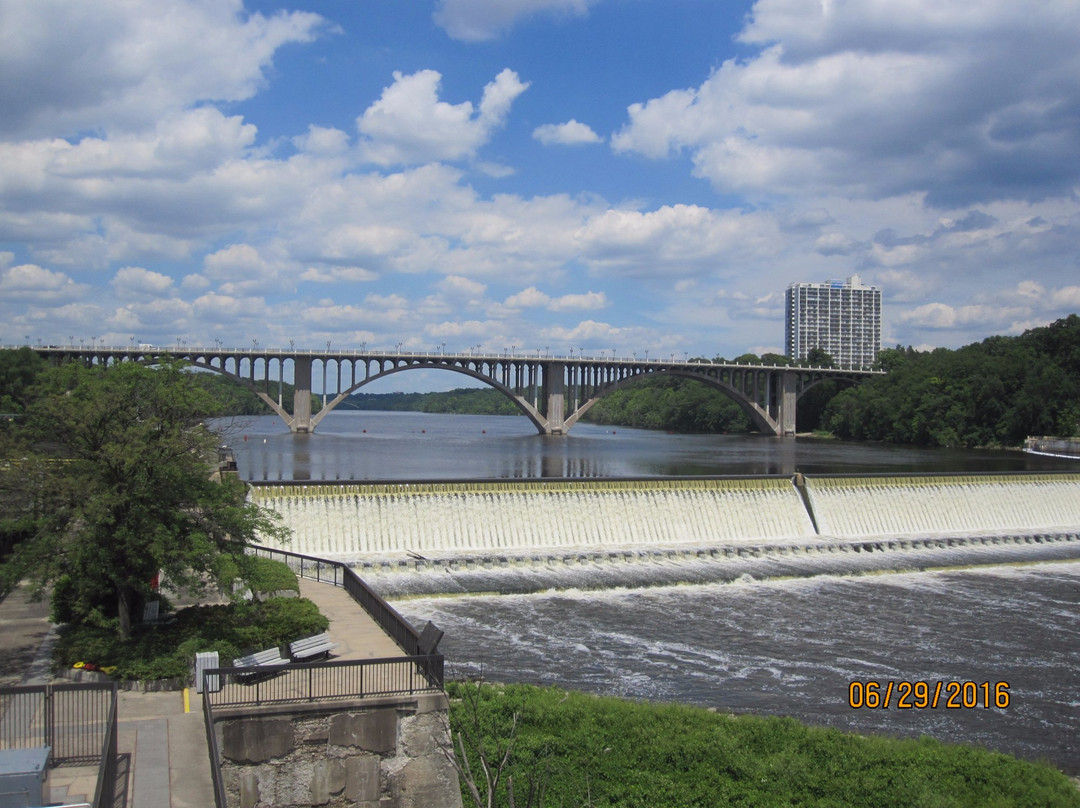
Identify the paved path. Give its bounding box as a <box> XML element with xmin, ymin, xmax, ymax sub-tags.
<box><xmin>0</xmin><ymin>578</ymin><xmax>408</xmax><ymax>807</ymax></box>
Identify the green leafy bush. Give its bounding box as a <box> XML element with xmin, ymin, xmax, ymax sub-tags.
<box><xmin>215</xmin><ymin>555</ymin><xmax>299</xmax><ymax>599</ymax></box>
<box><xmin>54</xmin><ymin>596</ymin><xmax>328</xmax><ymax>681</ymax></box>
<box><xmin>447</xmin><ymin>682</ymin><xmax>1080</xmax><ymax>808</ymax></box>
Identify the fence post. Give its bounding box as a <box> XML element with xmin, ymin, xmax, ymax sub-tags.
<box><xmin>44</xmin><ymin>685</ymin><xmax>54</xmax><ymax>755</ymax></box>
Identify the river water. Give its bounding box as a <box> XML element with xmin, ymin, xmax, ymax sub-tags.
<box><xmin>218</xmin><ymin>412</ymin><xmax>1080</xmax><ymax>774</ymax></box>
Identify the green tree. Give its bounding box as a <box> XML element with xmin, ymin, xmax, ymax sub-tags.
<box><xmin>2</xmin><ymin>360</ymin><xmax>288</xmax><ymax>639</ymax></box>
<box><xmin>0</xmin><ymin>347</ymin><xmax>46</xmax><ymax>415</ymax></box>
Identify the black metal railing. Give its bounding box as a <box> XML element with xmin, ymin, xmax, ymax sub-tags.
<box><xmin>0</xmin><ymin>682</ymin><xmax>118</xmax><ymax>808</ymax></box>
<box><xmin>248</xmin><ymin>544</ymin><xmax>423</xmax><ymax>655</ymax></box>
<box><xmin>91</xmin><ymin>691</ymin><xmax>118</xmax><ymax>808</ymax></box>
<box><xmin>203</xmin><ymin>655</ymin><xmax>444</xmax><ymax>709</ymax></box>
<box><xmin>202</xmin><ymin>679</ymin><xmax>228</xmax><ymax>808</ymax></box>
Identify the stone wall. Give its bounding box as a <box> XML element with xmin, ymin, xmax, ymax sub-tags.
<box><xmin>214</xmin><ymin>692</ymin><xmax>462</xmax><ymax>808</ymax></box>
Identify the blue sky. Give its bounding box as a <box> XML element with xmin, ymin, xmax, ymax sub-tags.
<box><xmin>2</xmin><ymin>0</ymin><xmax>1079</xmax><ymax>389</ymax></box>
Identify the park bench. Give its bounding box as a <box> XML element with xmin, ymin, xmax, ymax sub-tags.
<box><xmin>232</xmin><ymin>647</ymin><xmax>288</xmax><ymax>682</ymax></box>
<box><xmin>288</xmin><ymin>632</ymin><xmax>338</xmax><ymax>662</ymax></box>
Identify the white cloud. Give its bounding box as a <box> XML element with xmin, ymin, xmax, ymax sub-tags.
<box><xmin>111</xmin><ymin>266</ymin><xmax>175</xmax><ymax>300</ymax></box>
<box><xmin>192</xmin><ymin>292</ymin><xmax>266</xmax><ymax>320</ymax></box>
<box><xmin>292</xmin><ymin>125</ymin><xmax>351</xmax><ymax>156</ymax></box>
<box><xmin>576</xmin><ymin>204</ymin><xmax>781</xmax><ymax>277</ymax></box>
<box><xmin>533</xmin><ymin>120</ymin><xmax>603</xmax><ymax>146</ymax></box>
<box><xmin>204</xmin><ymin>244</ymin><xmax>267</xmax><ymax>281</ymax></box>
<box><xmin>437</xmin><ymin>275</ymin><xmax>488</xmax><ymax>300</ymax></box>
<box><xmin>613</xmin><ymin>0</ymin><xmax>1080</xmax><ymax>207</ymax></box>
<box><xmin>0</xmin><ymin>0</ymin><xmax>328</xmax><ymax>139</ymax></box>
<box><xmin>504</xmin><ymin>287</ymin><xmax>552</xmax><ymax>308</ymax></box>
<box><xmin>549</xmin><ymin>291</ymin><xmax>608</xmax><ymax>311</ymax></box>
<box><xmin>434</xmin><ymin>0</ymin><xmax>600</xmax><ymax>42</ymax></box>
<box><xmin>1052</xmin><ymin>286</ymin><xmax>1080</xmax><ymax>308</ymax></box>
<box><xmin>0</xmin><ymin>264</ymin><xmax>87</xmax><ymax>302</ymax></box>
<box><xmin>357</xmin><ymin>69</ymin><xmax>529</xmax><ymax>166</ymax></box>
<box><xmin>299</xmin><ymin>267</ymin><xmax>379</xmax><ymax>284</ymax></box>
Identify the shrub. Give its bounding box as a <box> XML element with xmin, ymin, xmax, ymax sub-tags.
<box><xmin>53</xmin><ymin>596</ymin><xmax>328</xmax><ymax>681</ymax></box>
<box><xmin>215</xmin><ymin>555</ymin><xmax>300</xmax><ymax>600</ymax></box>
<box><xmin>446</xmin><ymin>682</ymin><xmax>1080</xmax><ymax>808</ymax></box>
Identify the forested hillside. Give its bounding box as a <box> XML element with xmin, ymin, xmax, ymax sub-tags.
<box><xmin>823</xmin><ymin>314</ymin><xmax>1080</xmax><ymax>447</ymax></box>
<box><xmin>582</xmin><ymin>375</ymin><xmax>754</xmax><ymax>433</ymax></box>
<box><xmin>338</xmin><ymin>387</ymin><xmax>519</xmax><ymax>415</ymax></box>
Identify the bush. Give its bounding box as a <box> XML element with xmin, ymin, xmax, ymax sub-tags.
<box><xmin>446</xmin><ymin>682</ymin><xmax>1080</xmax><ymax>808</ymax></box>
<box><xmin>53</xmin><ymin>596</ymin><xmax>329</xmax><ymax>681</ymax></box>
<box><xmin>215</xmin><ymin>555</ymin><xmax>299</xmax><ymax>599</ymax></box>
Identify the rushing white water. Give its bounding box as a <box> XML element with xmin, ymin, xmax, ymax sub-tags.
<box><xmin>251</xmin><ymin>477</ymin><xmax>818</xmax><ymax>560</ymax></box>
<box><xmin>250</xmin><ymin>473</ymin><xmax>1080</xmax><ymax>564</ymax></box>
<box><xmin>805</xmin><ymin>473</ymin><xmax>1080</xmax><ymax>538</ymax></box>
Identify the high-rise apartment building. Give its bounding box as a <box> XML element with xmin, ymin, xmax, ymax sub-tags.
<box><xmin>785</xmin><ymin>275</ymin><xmax>881</xmax><ymax>368</ymax></box>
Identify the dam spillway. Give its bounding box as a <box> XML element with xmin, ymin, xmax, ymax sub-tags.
<box><xmin>249</xmin><ymin>472</ymin><xmax>1080</xmax><ymax>563</ymax></box>
<box><xmin>804</xmin><ymin>473</ymin><xmax>1080</xmax><ymax>539</ymax></box>
<box><xmin>249</xmin><ymin>477</ymin><xmax>818</xmax><ymax>560</ymax></box>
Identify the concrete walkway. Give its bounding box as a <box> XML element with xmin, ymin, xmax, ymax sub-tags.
<box><xmin>0</xmin><ymin>578</ymin><xmax>409</xmax><ymax>807</ymax></box>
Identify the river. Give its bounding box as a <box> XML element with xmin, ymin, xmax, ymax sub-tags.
<box><xmin>217</xmin><ymin>411</ymin><xmax>1080</xmax><ymax>774</ymax></box>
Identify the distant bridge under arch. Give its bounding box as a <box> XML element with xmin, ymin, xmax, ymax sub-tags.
<box><xmin>30</xmin><ymin>346</ymin><xmax>882</xmax><ymax>437</ymax></box>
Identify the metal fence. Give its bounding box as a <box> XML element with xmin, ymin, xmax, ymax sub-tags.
<box><xmin>0</xmin><ymin>682</ymin><xmax>118</xmax><ymax>808</ymax></box>
<box><xmin>247</xmin><ymin>544</ymin><xmax>424</xmax><ymax>655</ymax></box>
<box><xmin>203</xmin><ymin>655</ymin><xmax>444</xmax><ymax>709</ymax></box>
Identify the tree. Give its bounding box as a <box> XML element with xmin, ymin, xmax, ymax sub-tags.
<box><xmin>2</xmin><ymin>360</ymin><xmax>288</xmax><ymax>639</ymax></box>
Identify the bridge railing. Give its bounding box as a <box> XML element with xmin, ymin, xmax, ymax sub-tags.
<box><xmin>17</xmin><ymin>343</ymin><xmax>878</xmax><ymax>371</ymax></box>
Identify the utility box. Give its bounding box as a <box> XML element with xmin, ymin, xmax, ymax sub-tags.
<box><xmin>195</xmin><ymin>651</ymin><xmax>221</xmax><ymax>694</ymax></box>
<box><xmin>0</xmin><ymin>747</ymin><xmax>50</xmax><ymax>808</ymax></box>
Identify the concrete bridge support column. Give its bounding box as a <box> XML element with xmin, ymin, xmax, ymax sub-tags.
<box><xmin>778</xmin><ymin>370</ymin><xmax>797</xmax><ymax>437</ymax></box>
<box><xmin>545</xmin><ymin>362</ymin><xmax>567</xmax><ymax>434</ymax></box>
<box><xmin>292</xmin><ymin>356</ymin><xmax>313</xmax><ymax>433</ymax></box>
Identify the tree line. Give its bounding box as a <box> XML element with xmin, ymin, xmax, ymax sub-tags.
<box><xmin>821</xmin><ymin>314</ymin><xmax>1080</xmax><ymax>447</ymax></box>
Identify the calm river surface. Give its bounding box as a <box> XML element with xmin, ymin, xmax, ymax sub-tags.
<box><xmin>218</xmin><ymin>412</ymin><xmax>1080</xmax><ymax>774</ymax></box>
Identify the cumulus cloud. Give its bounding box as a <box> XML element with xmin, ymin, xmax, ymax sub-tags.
<box><xmin>434</xmin><ymin>0</ymin><xmax>601</xmax><ymax>42</ymax></box>
<box><xmin>576</xmin><ymin>204</ymin><xmax>782</xmax><ymax>277</ymax></box>
<box><xmin>357</xmin><ymin>69</ymin><xmax>529</xmax><ymax>166</ymax></box>
<box><xmin>612</xmin><ymin>0</ymin><xmax>1080</xmax><ymax>207</ymax></box>
<box><xmin>504</xmin><ymin>287</ymin><xmax>609</xmax><ymax>312</ymax></box>
<box><xmin>437</xmin><ymin>275</ymin><xmax>488</xmax><ymax>300</ymax></box>
<box><xmin>0</xmin><ymin>264</ymin><xmax>87</xmax><ymax>302</ymax></box>
<box><xmin>298</xmin><ymin>266</ymin><xmax>378</xmax><ymax>284</ymax></box>
<box><xmin>111</xmin><ymin>266</ymin><xmax>175</xmax><ymax>300</ymax></box>
<box><xmin>533</xmin><ymin>120</ymin><xmax>603</xmax><ymax>146</ymax></box>
<box><xmin>0</xmin><ymin>0</ymin><xmax>328</xmax><ymax>139</ymax></box>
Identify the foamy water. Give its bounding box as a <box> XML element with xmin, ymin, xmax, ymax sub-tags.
<box><xmin>394</xmin><ymin>561</ymin><xmax>1080</xmax><ymax>775</ymax></box>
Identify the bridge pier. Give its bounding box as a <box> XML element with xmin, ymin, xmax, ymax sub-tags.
<box><xmin>291</xmin><ymin>356</ymin><xmax>313</xmax><ymax>433</ymax></box>
<box><xmin>544</xmin><ymin>361</ymin><xmax>567</xmax><ymax>435</ymax></box>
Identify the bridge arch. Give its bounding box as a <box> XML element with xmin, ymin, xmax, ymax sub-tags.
<box><xmin>310</xmin><ymin>361</ymin><xmax>549</xmax><ymax>433</ymax></box>
<box><xmin>562</xmin><ymin>368</ymin><xmax>777</xmax><ymax>434</ymax></box>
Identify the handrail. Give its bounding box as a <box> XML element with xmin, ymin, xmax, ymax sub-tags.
<box><xmin>203</xmin><ymin>655</ymin><xmax>444</xmax><ymax>709</ymax></box>
<box><xmin>247</xmin><ymin>544</ymin><xmax>422</xmax><ymax>655</ymax></box>
<box><xmin>203</xmin><ymin>676</ymin><xmax>229</xmax><ymax>808</ymax></box>
<box><xmin>91</xmin><ymin>684</ymin><xmax>118</xmax><ymax>808</ymax></box>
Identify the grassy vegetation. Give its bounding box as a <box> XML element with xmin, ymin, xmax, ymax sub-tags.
<box><xmin>447</xmin><ymin>681</ymin><xmax>1080</xmax><ymax>808</ymax></box>
<box><xmin>53</xmin><ymin>597</ymin><xmax>328</xmax><ymax>681</ymax></box>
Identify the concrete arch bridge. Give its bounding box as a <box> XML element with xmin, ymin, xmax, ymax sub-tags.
<box><xmin>32</xmin><ymin>346</ymin><xmax>882</xmax><ymax>436</ymax></box>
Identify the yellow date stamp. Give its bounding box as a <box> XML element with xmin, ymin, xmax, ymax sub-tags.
<box><xmin>848</xmin><ymin>680</ymin><xmax>1010</xmax><ymax>709</ymax></box>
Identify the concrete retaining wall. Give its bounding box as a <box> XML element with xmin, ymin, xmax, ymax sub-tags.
<box><xmin>212</xmin><ymin>693</ymin><xmax>461</xmax><ymax>808</ymax></box>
